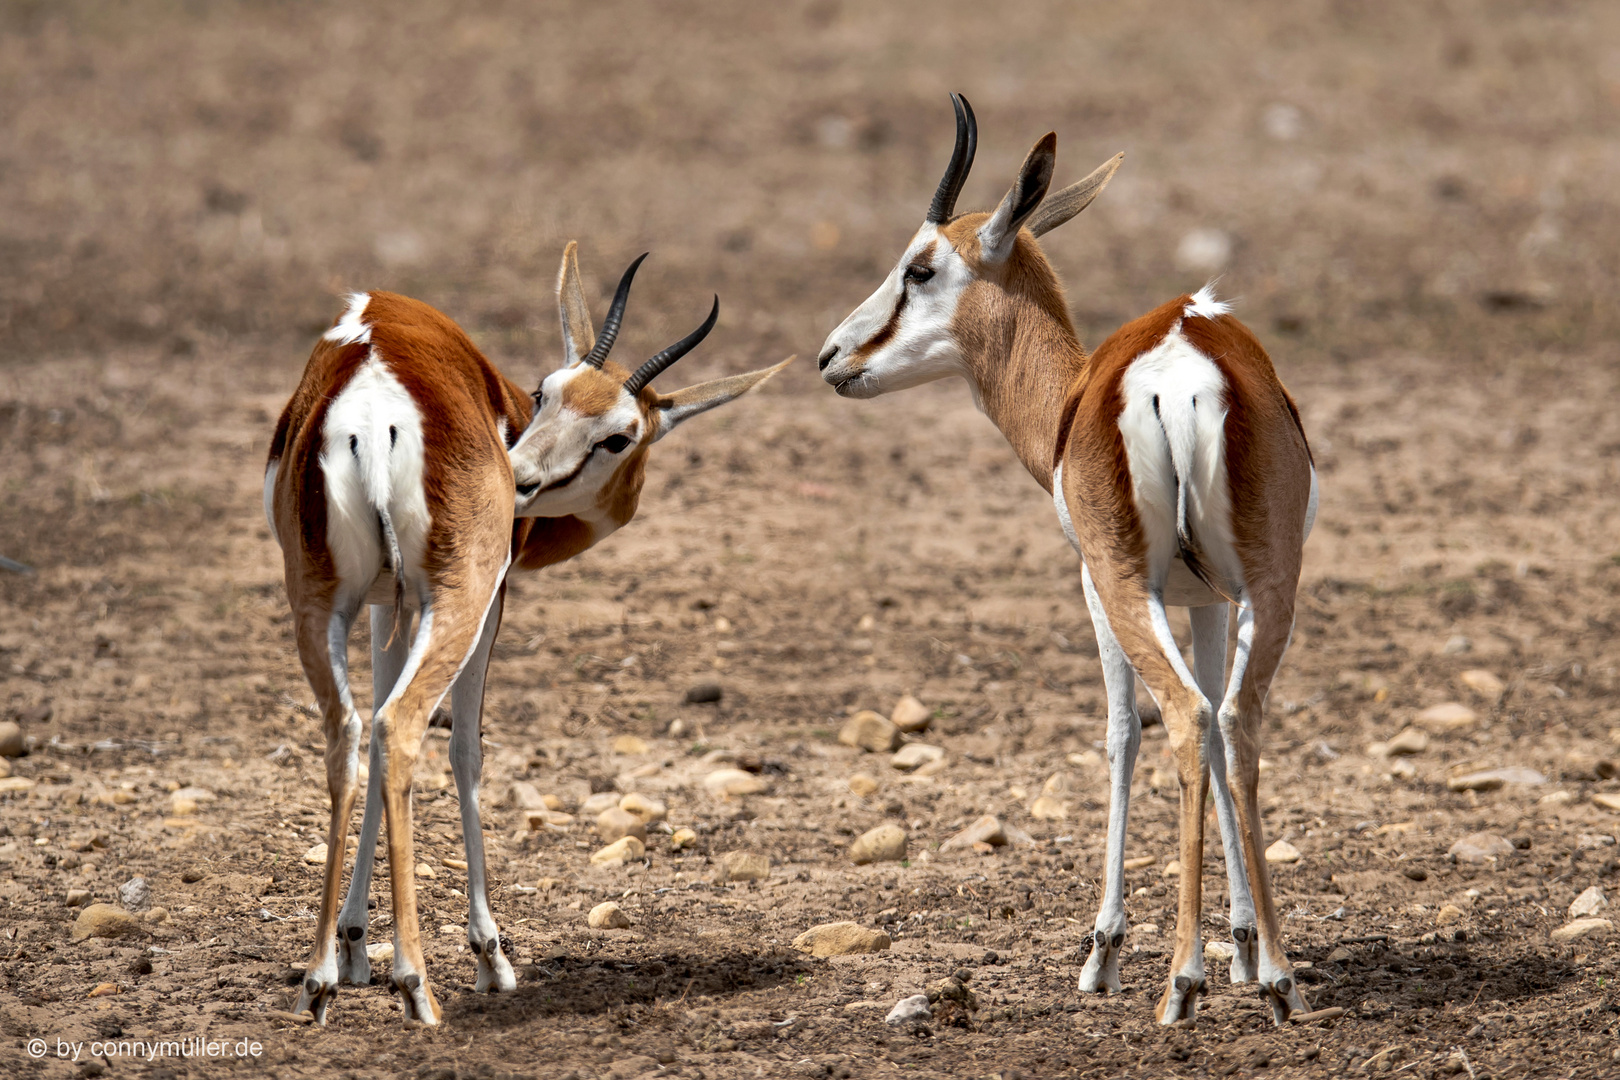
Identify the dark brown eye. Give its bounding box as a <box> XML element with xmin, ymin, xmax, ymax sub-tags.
<box><xmin>597</xmin><ymin>434</ymin><xmax>633</xmax><ymax>454</ymax></box>
<box><xmin>904</xmin><ymin>263</ymin><xmax>935</xmax><ymax>285</ymax></box>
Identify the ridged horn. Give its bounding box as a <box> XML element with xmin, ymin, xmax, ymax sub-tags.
<box><xmin>580</xmin><ymin>252</ymin><xmax>648</xmax><ymax>368</ymax></box>
<box><xmin>925</xmin><ymin>93</ymin><xmax>977</xmax><ymax>224</ymax></box>
<box><xmin>622</xmin><ymin>296</ymin><xmax>719</xmax><ymax>397</ymax></box>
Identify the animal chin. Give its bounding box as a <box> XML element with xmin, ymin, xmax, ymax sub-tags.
<box><xmin>833</xmin><ymin>372</ymin><xmax>880</xmax><ymax>399</ymax></box>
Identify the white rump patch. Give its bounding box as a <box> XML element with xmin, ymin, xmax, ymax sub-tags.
<box><xmin>323</xmin><ymin>293</ymin><xmax>373</xmax><ymax>346</ymax></box>
<box><xmin>1184</xmin><ymin>283</ymin><xmax>1232</xmax><ymax>320</ymax></box>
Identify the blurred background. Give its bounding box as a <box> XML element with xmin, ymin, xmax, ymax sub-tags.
<box><xmin>2</xmin><ymin>0</ymin><xmax>1616</xmax><ymax>369</ymax></box>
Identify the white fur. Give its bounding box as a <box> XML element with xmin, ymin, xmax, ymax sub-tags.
<box><xmin>509</xmin><ymin>364</ymin><xmax>641</xmax><ymax>519</ymax></box>
<box><xmin>323</xmin><ymin>293</ymin><xmax>374</xmax><ymax>346</ymax></box>
<box><xmin>1184</xmin><ymin>283</ymin><xmax>1233</xmax><ymax>320</ymax></box>
<box><xmin>1304</xmin><ymin>465</ymin><xmax>1320</xmax><ymax>540</ymax></box>
<box><xmin>1117</xmin><ymin>330</ymin><xmax>1239</xmax><ymax>605</ymax></box>
<box><xmin>320</xmin><ymin>354</ymin><xmax>430</xmax><ymax>605</ymax></box>
<box><xmin>263</xmin><ymin>460</ymin><xmax>279</xmax><ymax>544</ymax></box>
<box><xmin>1052</xmin><ymin>462</ymin><xmax>1081</xmax><ymax>555</ymax></box>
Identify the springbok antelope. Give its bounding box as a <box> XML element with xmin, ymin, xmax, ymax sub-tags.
<box><xmin>818</xmin><ymin>95</ymin><xmax>1318</xmax><ymax>1025</ymax></box>
<box><xmin>265</xmin><ymin>243</ymin><xmax>788</xmax><ymax>1024</ymax></box>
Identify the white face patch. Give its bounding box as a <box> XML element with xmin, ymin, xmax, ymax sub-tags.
<box><xmin>818</xmin><ymin>223</ymin><xmax>972</xmax><ymax>398</ymax></box>
<box><xmin>508</xmin><ymin>364</ymin><xmax>643</xmax><ymax>519</ymax></box>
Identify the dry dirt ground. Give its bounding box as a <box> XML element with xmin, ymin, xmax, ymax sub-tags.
<box><xmin>4</xmin><ymin>3</ymin><xmax>1620</xmax><ymax>1078</ymax></box>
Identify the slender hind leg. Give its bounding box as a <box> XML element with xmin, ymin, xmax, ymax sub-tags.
<box><xmin>1220</xmin><ymin>598</ymin><xmax>1309</xmax><ymax>1023</ymax></box>
<box><xmin>1078</xmin><ymin>564</ymin><xmax>1141</xmax><ymax>995</ymax></box>
<box><xmin>336</xmin><ymin>603</ymin><xmax>412</xmax><ymax>986</ymax></box>
<box><xmin>292</xmin><ymin>597</ymin><xmax>365</xmax><ymax>1023</ymax></box>
<box><xmin>1189</xmin><ymin>603</ymin><xmax>1259</xmax><ymax>984</ymax></box>
<box><xmin>449</xmin><ymin>583</ymin><xmax>515</xmax><ymax>993</ymax></box>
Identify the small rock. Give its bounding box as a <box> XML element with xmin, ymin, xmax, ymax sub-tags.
<box><xmin>1122</xmin><ymin>855</ymin><xmax>1157</xmax><ymax>871</ymax></box>
<box><xmin>1446</xmin><ymin>766</ymin><xmax>1546</xmax><ymax>792</ymax></box>
<box><xmin>839</xmin><ymin>711</ymin><xmax>901</xmax><ymax>753</ymax></box>
<box><xmin>849</xmin><ymin>824</ymin><xmax>907</xmax><ymax>865</ymax></box>
<box><xmin>619</xmin><ymin>793</ymin><xmax>667</xmax><ymax>824</ymax></box>
<box><xmin>88</xmin><ymin>982</ymin><xmax>119</xmax><ymax>998</ymax></box>
<box><xmin>118</xmin><ymin>877</ymin><xmax>151</xmax><ymax>913</ymax></box>
<box><xmin>1436</xmin><ymin>904</ymin><xmax>1465</xmax><ymax>925</ymax></box>
<box><xmin>848</xmin><ymin>772</ymin><xmax>881</xmax><ymax>797</ymax></box>
<box><xmin>1416</xmin><ymin>702</ymin><xmax>1478</xmax><ymax>733</ymax></box>
<box><xmin>684</xmin><ymin>682</ymin><xmax>723</xmax><ymax>704</ymax></box>
<box><xmin>590</xmin><ymin>836</ymin><xmax>645</xmax><ymax>867</ymax></box>
<box><xmin>0</xmin><ymin>757</ymin><xmax>9</xmax><ymax>778</ymax></box>
<box><xmin>1162</xmin><ymin>860</ymin><xmax>1181</xmax><ymax>878</ymax></box>
<box><xmin>1204</xmin><ymin>940</ymin><xmax>1235</xmax><ymax>963</ymax></box>
<box><xmin>596</xmin><ymin>807</ymin><xmax>648</xmax><ymax>844</ymax></box>
<box><xmin>1594</xmin><ymin>793</ymin><xmax>1620</xmax><ymax>813</ymax></box>
<box><xmin>1550</xmin><ymin>918</ymin><xmax>1613</xmax><ymax>943</ymax></box>
<box><xmin>704</xmin><ymin>768</ymin><xmax>769</xmax><ymax>798</ymax></box>
<box><xmin>1067</xmin><ymin>749</ymin><xmax>1105</xmax><ymax>771</ymax></box>
<box><xmin>442</xmin><ymin>857</ymin><xmax>468</xmax><ymax>871</ymax></box>
<box><xmin>670</xmin><ymin>827</ymin><xmax>698</xmax><ymax>850</ymax></box>
<box><xmin>1029</xmin><ymin>796</ymin><xmax>1068</xmax><ymax>821</ymax></box>
<box><xmin>169</xmin><ymin>797</ymin><xmax>198</xmax><ymax>817</ymax></box>
<box><xmin>507</xmin><ymin>781</ymin><xmax>547</xmax><ymax>810</ymax></box>
<box><xmin>541</xmin><ymin>792</ymin><xmax>565</xmax><ymax>811</ymax></box>
<box><xmin>65</xmin><ymin>888</ymin><xmax>91</xmax><ymax>907</ymax></box>
<box><xmin>1569</xmin><ymin>886</ymin><xmax>1608</xmax><ymax>920</ymax></box>
<box><xmin>1387</xmin><ymin>757</ymin><xmax>1418</xmax><ymax>780</ymax></box>
<box><xmin>612</xmin><ymin>735</ymin><xmax>649</xmax><ymax>755</ymax></box>
<box><xmin>582</xmin><ymin>791</ymin><xmax>623</xmax><ymax>817</ymax></box>
<box><xmin>1459</xmin><ymin>669</ymin><xmax>1506</xmax><ymax>699</ymax></box>
<box><xmin>890</xmin><ymin>743</ymin><xmax>944</xmax><ymax>771</ymax></box>
<box><xmin>1136</xmin><ymin>922</ymin><xmax>1160</xmax><ymax>936</ymax></box>
<box><xmin>794</xmin><ymin>921</ymin><xmax>892</xmax><ymax>958</ymax></box>
<box><xmin>0</xmin><ymin>720</ymin><xmax>23</xmax><ymax>757</ymax></box>
<box><xmin>1577</xmin><ymin>833</ymin><xmax>1616</xmax><ymax>850</ymax></box>
<box><xmin>1386</xmin><ymin>728</ymin><xmax>1429</xmax><ymax>756</ymax></box>
<box><xmin>1448</xmin><ymin>832</ymin><xmax>1515</xmax><ymax>864</ymax></box>
<box><xmin>303</xmin><ymin>843</ymin><xmax>329</xmax><ymax>865</ymax></box>
<box><xmin>1041</xmin><ymin>772</ymin><xmax>1075</xmax><ymax>797</ymax></box>
<box><xmin>1265</xmin><ymin>840</ymin><xmax>1301</xmax><ymax>864</ymax></box>
<box><xmin>71</xmin><ymin>904</ymin><xmax>141</xmax><ymax>942</ymax></box>
<box><xmin>925</xmin><ymin>976</ymin><xmax>977</xmax><ymax>1010</ymax></box>
<box><xmin>415</xmin><ymin>862</ymin><xmax>436</xmax><ymax>878</ymax></box>
<box><xmin>890</xmin><ymin>695</ymin><xmax>932</xmax><ymax>733</ymax></box>
<box><xmin>718</xmin><ymin>851</ymin><xmax>770</xmax><ymax>882</ymax></box>
<box><xmin>1442</xmin><ymin>635</ymin><xmax>1472</xmax><ymax>655</ymax></box>
<box><xmin>366</xmin><ymin>941</ymin><xmax>394</xmax><ymax>963</ymax></box>
<box><xmin>0</xmin><ymin>776</ymin><xmax>36</xmax><ymax>794</ymax></box>
<box><xmin>588</xmin><ymin>901</ymin><xmax>632</xmax><ymax>929</ymax></box>
<box><xmin>143</xmin><ymin>906</ymin><xmax>169</xmax><ymax>924</ymax></box>
<box><xmin>524</xmin><ymin>809</ymin><xmax>574</xmax><ymax>831</ymax></box>
<box><xmin>884</xmin><ymin>993</ymin><xmax>931</xmax><ymax>1026</ymax></box>
<box><xmin>939</xmin><ymin>815</ymin><xmax>1035</xmax><ymax>852</ymax></box>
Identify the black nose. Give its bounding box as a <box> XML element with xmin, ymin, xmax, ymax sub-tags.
<box><xmin>817</xmin><ymin>344</ymin><xmax>839</xmax><ymax>371</ymax></box>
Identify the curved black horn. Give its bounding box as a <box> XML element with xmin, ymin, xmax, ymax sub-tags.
<box><xmin>622</xmin><ymin>296</ymin><xmax>719</xmax><ymax>397</ymax></box>
<box><xmin>580</xmin><ymin>252</ymin><xmax>649</xmax><ymax>368</ymax></box>
<box><xmin>925</xmin><ymin>93</ymin><xmax>977</xmax><ymax>224</ymax></box>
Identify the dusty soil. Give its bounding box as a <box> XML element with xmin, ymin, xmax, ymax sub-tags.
<box><xmin>4</xmin><ymin>2</ymin><xmax>1620</xmax><ymax>1078</ymax></box>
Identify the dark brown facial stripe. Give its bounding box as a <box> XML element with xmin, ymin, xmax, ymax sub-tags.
<box><xmin>853</xmin><ymin>241</ymin><xmax>934</xmax><ymax>362</ymax></box>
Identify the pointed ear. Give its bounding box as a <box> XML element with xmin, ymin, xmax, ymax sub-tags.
<box><xmin>653</xmin><ymin>357</ymin><xmax>794</xmax><ymax>442</ymax></box>
<box><xmin>556</xmin><ymin>240</ymin><xmax>595</xmax><ymax>366</ymax></box>
<box><xmin>1028</xmin><ymin>152</ymin><xmax>1124</xmax><ymax>238</ymax></box>
<box><xmin>978</xmin><ymin>132</ymin><xmax>1057</xmax><ymax>263</ymax></box>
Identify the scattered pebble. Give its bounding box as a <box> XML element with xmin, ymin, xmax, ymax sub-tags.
<box><xmin>884</xmin><ymin>993</ymin><xmax>931</xmax><ymax>1026</ymax></box>
<box><xmin>0</xmin><ymin>720</ymin><xmax>24</xmax><ymax>758</ymax></box>
<box><xmin>1448</xmin><ymin>832</ymin><xmax>1515</xmax><ymax>864</ymax></box>
<box><xmin>1265</xmin><ymin>839</ymin><xmax>1301</xmax><ymax>864</ymax></box>
<box><xmin>718</xmin><ymin>850</ymin><xmax>770</xmax><ymax>881</ymax></box>
<box><xmin>1442</xmin><ymin>635</ymin><xmax>1472</xmax><ymax>655</ymax></box>
<box><xmin>581</xmin><ymin>792</ymin><xmax>622</xmax><ymax>817</ymax></box>
<box><xmin>524</xmin><ymin>809</ymin><xmax>574</xmax><ymax>831</ymax></box>
<box><xmin>507</xmin><ymin>781</ymin><xmax>548</xmax><ymax>810</ymax></box>
<box><xmin>1569</xmin><ymin>886</ymin><xmax>1608</xmax><ymax>920</ymax></box>
<box><xmin>596</xmin><ymin>807</ymin><xmax>648</xmax><ymax>844</ymax></box>
<box><xmin>849</xmin><ymin>824</ymin><xmax>907</xmax><ymax>865</ymax></box>
<box><xmin>684</xmin><ymin>682</ymin><xmax>723</xmax><ymax>704</ymax></box>
<box><xmin>670</xmin><ymin>827</ymin><xmax>698</xmax><ymax>850</ymax></box>
<box><xmin>847</xmin><ymin>772</ymin><xmax>881</xmax><ymax>798</ymax></box>
<box><xmin>65</xmin><ymin>888</ymin><xmax>90</xmax><ymax>907</ymax></box>
<box><xmin>612</xmin><ymin>735</ymin><xmax>649</xmax><ymax>755</ymax></box>
<box><xmin>1162</xmin><ymin>860</ymin><xmax>1181</xmax><ymax>878</ymax></box>
<box><xmin>72</xmin><ymin>904</ymin><xmax>142</xmax><ymax>942</ymax></box>
<box><xmin>1459</xmin><ymin>669</ymin><xmax>1506</xmax><ymax>699</ymax></box>
<box><xmin>1436</xmin><ymin>904</ymin><xmax>1465</xmax><ymax>925</ymax></box>
<box><xmin>588</xmin><ymin>901</ymin><xmax>632</xmax><ymax>929</ymax></box>
<box><xmin>890</xmin><ymin>743</ymin><xmax>943</xmax><ymax>771</ymax></box>
<box><xmin>925</xmin><ymin>975</ymin><xmax>978</xmax><ymax>1010</ymax></box>
<box><xmin>590</xmin><ymin>836</ymin><xmax>645</xmax><ymax>867</ymax></box>
<box><xmin>794</xmin><ymin>921</ymin><xmax>892</xmax><ymax>958</ymax></box>
<box><xmin>839</xmin><ymin>711</ymin><xmax>901</xmax><ymax>753</ymax></box>
<box><xmin>619</xmin><ymin>793</ymin><xmax>667</xmax><ymax>824</ymax></box>
<box><xmin>303</xmin><ymin>844</ymin><xmax>328</xmax><ymax>865</ymax></box>
<box><xmin>890</xmin><ymin>695</ymin><xmax>931</xmax><ymax>733</ymax></box>
<box><xmin>143</xmin><ymin>907</ymin><xmax>169</xmax><ymax>924</ymax></box>
<box><xmin>88</xmin><ymin>982</ymin><xmax>119</xmax><ymax>998</ymax></box>
<box><xmin>939</xmin><ymin>815</ymin><xmax>1035</xmax><ymax>853</ymax></box>
<box><xmin>1385</xmin><ymin>728</ymin><xmax>1429</xmax><ymax>756</ymax></box>
<box><xmin>704</xmin><ymin>768</ymin><xmax>769</xmax><ymax>798</ymax></box>
<box><xmin>1029</xmin><ymin>796</ymin><xmax>1068</xmax><ymax>821</ymax></box>
<box><xmin>366</xmin><ymin>942</ymin><xmax>394</xmax><ymax>963</ymax></box>
<box><xmin>0</xmin><ymin>776</ymin><xmax>35</xmax><ymax>794</ymax></box>
<box><xmin>1204</xmin><ymin>940</ymin><xmax>1235</xmax><ymax>963</ymax></box>
<box><xmin>1594</xmin><ymin>793</ymin><xmax>1620</xmax><ymax>813</ymax></box>
<box><xmin>1550</xmin><ymin>918</ymin><xmax>1613</xmax><ymax>943</ymax></box>
<box><xmin>415</xmin><ymin>862</ymin><xmax>436</xmax><ymax>878</ymax></box>
<box><xmin>119</xmin><ymin>877</ymin><xmax>151</xmax><ymax>913</ymax></box>
<box><xmin>1447</xmin><ymin>766</ymin><xmax>1546</xmax><ymax>792</ymax></box>
<box><xmin>442</xmin><ymin>857</ymin><xmax>468</xmax><ymax>871</ymax></box>
<box><xmin>1416</xmin><ymin>702</ymin><xmax>1478</xmax><ymax>733</ymax></box>
<box><xmin>1122</xmin><ymin>855</ymin><xmax>1157</xmax><ymax>871</ymax></box>
<box><xmin>1067</xmin><ymin>750</ymin><xmax>1105</xmax><ymax>771</ymax></box>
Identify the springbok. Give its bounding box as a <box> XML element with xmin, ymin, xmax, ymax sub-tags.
<box><xmin>818</xmin><ymin>95</ymin><xmax>1318</xmax><ymax>1025</ymax></box>
<box><xmin>265</xmin><ymin>243</ymin><xmax>788</xmax><ymax>1024</ymax></box>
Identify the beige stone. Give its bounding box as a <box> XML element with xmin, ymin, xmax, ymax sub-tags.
<box><xmin>596</xmin><ymin>807</ymin><xmax>648</xmax><ymax>844</ymax></box>
<box><xmin>143</xmin><ymin>906</ymin><xmax>169</xmax><ymax>924</ymax></box>
<box><xmin>1436</xmin><ymin>904</ymin><xmax>1465</xmax><ymax>925</ymax></box>
<box><xmin>704</xmin><ymin>768</ymin><xmax>769</xmax><ymax>798</ymax></box>
<box><xmin>590</xmin><ymin>836</ymin><xmax>645</xmax><ymax>867</ymax></box>
<box><xmin>1029</xmin><ymin>796</ymin><xmax>1068</xmax><ymax>821</ymax></box>
<box><xmin>1569</xmin><ymin>886</ymin><xmax>1608</xmax><ymax>920</ymax></box>
<box><xmin>0</xmin><ymin>776</ymin><xmax>34</xmax><ymax>794</ymax></box>
<box><xmin>718</xmin><ymin>850</ymin><xmax>770</xmax><ymax>882</ymax></box>
<box><xmin>1459</xmin><ymin>669</ymin><xmax>1506</xmax><ymax>699</ymax></box>
<box><xmin>541</xmin><ymin>793</ymin><xmax>565</xmax><ymax>811</ymax></box>
<box><xmin>839</xmin><ymin>711</ymin><xmax>901</xmax><ymax>753</ymax></box>
<box><xmin>670</xmin><ymin>827</ymin><xmax>698</xmax><ymax>850</ymax></box>
<box><xmin>1041</xmin><ymin>772</ymin><xmax>1075</xmax><ymax>798</ymax></box>
<box><xmin>890</xmin><ymin>695</ymin><xmax>932</xmax><ymax>733</ymax></box>
<box><xmin>71</xmin><ymin>904</ymin><xmax>141</xmax><ymax>942</ymax></box>
<box><xmin>588</xmin><ymin>901</ymin><xmax>632</xmax><ymax>929</ymax></box>
<box><xmin>65</xmin><ymin>888</ymin><xmax>91</xmax><ymax>907</ymax></box>
<box><xmin>1416</xmin><ymin>702</ymin><xmax>1478</xmax><ymax>733</ymax></box>
<box><xmin>1447</xmin><ymin>766</ymin><xmax>1545</xmax><ymax>792</ymax></box>
<box><xmin>1122</xmin><ymin>855</ymin><xmax>1157</xmax><ymax>871</ymax></box>
<box><xmin>890</xmin><ymin>743</ymin><xmax>944</xmax><ymax>771</ymax></box>
<box><xmin>524</xmin><ymin>809</ymin><xmax>574</xmax><ymax>831</ymax></box>
<box><xmin>1204</xmin><ymin>940</ymin><xmax>1235</xmax><ymax>963</ymax></box>
<box><xmin>1594</xmin><ymin>793</ymin><xmax>1620</xmax><ymax>813</ymax></box>
<box><xmin>847</xmin><ymin>772</ymin><xmax>881</xmax><ymax>798</ymax></box>
<box><xmin>939</xmin><ymin>815</ymin><xmax>1034</xmax><ymax>852</ymax></box>
<box><xmin>1265</xmin><ymin>839</ymin><xmax>1301</xmax><ymax>864</ymax></box>
<box><xmin>1385</xmin><ymin>728</ymin><xmax>1429</xmax><ymax>756</ymax></box>
<box><xmin>507</xmin><ymin>781</ymin><xmax>547</xmax><ymax>810</ymax></box>
<box><xmin>1448</xmin><ymin>832</ymin><xmax>1515</xmax><ymax>864</ymax></box>
<box><xmin>0</xmin><ymin>720</ymin><xmax>23</xmax><ymax>758</ymax></box>
<box><xmin>303</xmin><ymin>843</ymin><xmax>328</xmax><ymax>865</ymax></box>
<box><xmin>581</xmin><ymin>791</ymin><xmax>622</xmax><ymax>816</ymax></box>
<box><xmin>415</xmin><ymin>862</ymin><xmax>436</xmax><ymax>878</ymax></box>
<box><xmin>0</xmin><ymin>757</ymin><xmax>9</xmax><ymax>778</ymax></box>
<box><xmin>1162</xmin><ymin>860</ymin><xmax>1182</xmax><ymax>878</ymax></box>
<box><xmin>849</xmin><ymin>824</ymin><xmax>907</xmax><ymax>865</ymax></box>
<box><xmin>1067</xmin><ymin>749</ymin><xmax>1105</xmax><ymax>771</ymax></box>
<box><xmin>1550</xmin><ymin>918</ymin><xmax>1613</xmax><ymax>943</ymax></box>
<box><xmin>170</xmin><ymin>797</ymin><xmax>198</xmax><ymax>816</ymax></box>
<box><xmin>792</xmin><ymin>921</ymin><xmax>891</xmax><ymax>957</ymax></box>
<box><xmin>619</xmin><ymin>793</ymin><xmax>667</xmax><ymax>824</ymax></box>
<box><xmin>366</xmin><ymin>941</ymin><xmax>394</xmax><ymax>963</ymax></box>
<box><xmin>612</xmin><ymin>735</ymin><xmax>649</xmax><ymax>755</ymax></box>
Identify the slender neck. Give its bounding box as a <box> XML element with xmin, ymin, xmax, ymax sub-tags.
<box><xmin>959</xmin><ymin>278</ymin><xmax>1089</xmax><ymax>493</ymax></box>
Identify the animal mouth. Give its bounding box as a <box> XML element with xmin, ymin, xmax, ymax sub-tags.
<box><xmin>831</xmin><ymin>372</ymin><xmax>876</xmax><ymax>398</ymax></box>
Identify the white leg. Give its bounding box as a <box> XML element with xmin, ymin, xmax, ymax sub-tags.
<box><xmin>336</xmin><ymin>604</ymin><xmax>411</xmax><ymax>985</ymax></box>
<box><xmin>449</xmin><ymin>588</ymin><xmax>515</xmax><ymax>993</ymax></box>
<box><xmin>1078</xmin><ymin>563</ymin><xmax>1140</xmax><ymax>995</ymax></box>
<box><xmin>1189</xmin><ymin>602</ymin><xmax>1258</xmax><ymax>983</ymax></box>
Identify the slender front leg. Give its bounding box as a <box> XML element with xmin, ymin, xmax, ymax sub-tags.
<box><xmin>1078</xmin><ymin>564</ymin><xmax>1140</xmax><ymax>995</ymax></box>
<box><xmin>336</xmin><ymin>603</ymin><xmax>412</xmax><ymax>986</ymax></box>
<box><xmin>448</xmin><ymin>586</ymin><xmax>515</xmax><ymax>993</ymax></box>
<box><xmin>1189</xmin><ymin>602</ymin><xmax>1259</xmax><ymax>984</ymax></box>
<box><xmin>294</xmin><ymin>603</ymin><xmax>363</xmax><ymax>1024</ymax></box>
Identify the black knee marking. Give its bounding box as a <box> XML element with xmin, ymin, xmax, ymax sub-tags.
<box><xmin>1111</xmin><ymin>933</ymin><xmax>1125</xmax><ymax>948</ymax></box>
<box><xmin>1174</xmin><ymin>975</ymin><xmax>1192</xmax><ymax>993</ymax></box>
<box><xmin>403</xmin><ymin>974</ymin><xmax>421</xmax><ymax>991</ymax></box>
<box><xmin>1232</xmin><ymin>926</ymin><xmax>1251</xmax><ymax>943</ymax></box>
<box><xmin>305</xmin><ymin>977</ymin><xmax>319</xmax><ymax>995</ymax></box>
<box><xmin>1276</xmin><ymin>977</ymin><xmax>1292</xmax><ymax>996</ymax></box>
<box><xmin>1095</xmin><ymin>930</ymin><xmax>1107</xmax><ymax>947</ymax></box>
<box><xmin>346</xmin><ymin>925</ymin><xmax>364</xmax><ymax>941</ymax></box>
